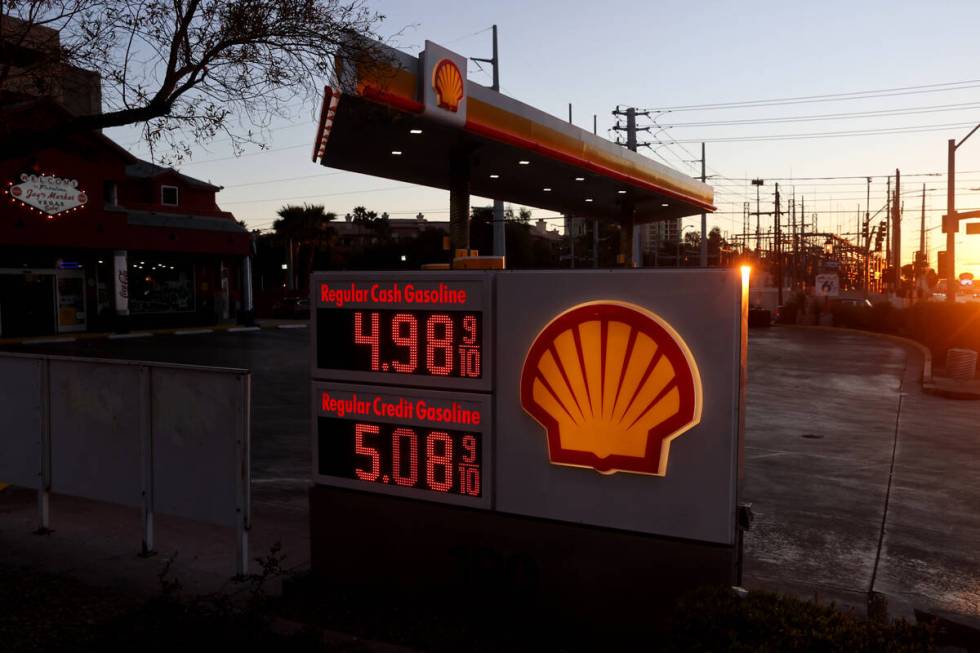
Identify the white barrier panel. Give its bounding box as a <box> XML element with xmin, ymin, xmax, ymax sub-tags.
<box><xmin>152</xmin><ymin>367</ymin><xmax>249</xmax><ymax>529</ymax></box>
<box><xmin>0</xmin><ymin>357</ymin><xmax>43</xmax><ymax>489</ymax></box>
<box><xmin>49</xmin><ymin>360</ymin><xmax>143</xmax><ymax>506</ymax></box>
<box><xmin>0</xmin><ymin>353</ymin><xmax>251</xmax><ymax>574</ymax></box>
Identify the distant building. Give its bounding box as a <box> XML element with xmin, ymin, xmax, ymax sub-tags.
<box><xmin>0</xmin><ymin>15</ymin><xmax>101</xmax><ymax>116</ymax></box>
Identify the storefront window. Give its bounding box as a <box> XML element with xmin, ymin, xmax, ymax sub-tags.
<box><xmin>129</xmin><ymin>259</ymin><xmax>195</xmax><ymax>314</ymax></box>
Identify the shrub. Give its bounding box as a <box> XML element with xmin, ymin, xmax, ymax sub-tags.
<box><xmin>665</xmin><ymin>586</ymin><xmax>934</xmax><ymax>652</ymax></box>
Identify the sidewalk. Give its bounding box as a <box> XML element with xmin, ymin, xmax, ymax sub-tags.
<box><xmin>743</xmin><ymin>327</ymin><xmax>980</xmax><ymax>627</ymax></box>
<box><xmin>0</xmin><ymin>484</ymin><xmax>310</xmax><ymax>597</ymax></box>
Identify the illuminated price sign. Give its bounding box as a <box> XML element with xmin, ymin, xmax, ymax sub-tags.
<box><xmin>312</xmin><ymin>272</ymin><xmax>492</xmax><ymax>391</ymax></box>
<box><xmin>313</xmin><ymin>382</ymin><xmax>491</xmax><ymax>508</ymax></box>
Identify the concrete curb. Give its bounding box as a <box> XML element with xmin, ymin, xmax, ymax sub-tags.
<box><xmin>781</xmin><ymin>324</ymin><xmax>933</xmax><ymax>385</ymax></box>
<box><xmin>782</xmin><ymin>325</ymin><xmax>980</xmax><ymax>400</ymax></box>
<box><xmin>0</xmin><ymin>321</ymin><xmax>309</xmax><ymax>346</ymax></box>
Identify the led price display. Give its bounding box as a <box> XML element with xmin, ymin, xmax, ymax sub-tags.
<box><xmin>317</xmin><ymin>417</ymin><xmax>483</xmax><ymax>498</ymax></box>
<box><xmin>317</xmin><ymin>308</ymin><xmax>482</xmax><ymax>379</ymax></box>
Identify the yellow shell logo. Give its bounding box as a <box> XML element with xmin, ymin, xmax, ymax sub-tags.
<box><xmin>432</xmin><ymin>59</ymin><xmax>464</xmax><ymax>112</ymax></box>
<box><xmin>520</xmin><ymin>301</ymin><xmax>702</xmax><ymax>476</ymax></box>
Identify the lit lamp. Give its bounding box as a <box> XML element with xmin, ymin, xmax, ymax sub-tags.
<box><xmin>823</xmin><ymin>237</ymin><xmax>834</xmax><ymax>255</ymax></box>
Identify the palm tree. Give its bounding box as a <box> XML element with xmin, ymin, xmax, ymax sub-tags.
<box><xmin>273</xmin><ymin>204</ymin><xmax>336</xmax><ymax>290</ymax></box>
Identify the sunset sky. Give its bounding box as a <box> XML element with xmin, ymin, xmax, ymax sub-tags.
<box><xmin>106</xmin><ymin>0</ymin><xmax>980</xmax><ymax>278</ymax></box>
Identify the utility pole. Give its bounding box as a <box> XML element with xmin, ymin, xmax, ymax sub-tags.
<box><xmin>919</xmin><ymin>183</ymin><xmax>927</xmax><ymax>294</ymax></box>
<box><xmin>800</xmin><ymin>197</ymin><xmax>807</xmax><ymax>285</ymax></box>
<box><xmin>612</xmin><ymin>106</ymin><xmax>651</xmax><ymax>267</ymax></box>
<box><xmin>885</xmin><ymin>177</ymin><xmax>891</xmax><ymax>284</ymax></box>
<box><xmin>568</xmin><ymin>104</ymin><xmax>575</xmax><ymax>269</ymax></box>
<box><xmin>775</xmin><ymin>183</ymin><xmax>783</xmax><ymax>305</ymax></box>
<box><xmin>893</xmin><ymin>169</ymin><xmax>901</xmax><ymax>292</ymax></box>
<box><xmin>944</xmin><ymin>124</ymin><xmax>980</xmax><ymax>301</ymax></box>
<box><xmin>790</xmin><ymin>191</ymin><xmax>797</xmax><ymax>287</ymax></box>
<box><xmin>593</xmin><ymin>114</ymin><xmax>599</xmax><ymax>268</ymax></box>
<box><xmin>699</xmin><ymin>143</ymin><xmax>707</xmax><ymax>267</ymax></box>
<box><xmin>474</xmin><ymin>26</ymin><xmax>504</xmax><ymax>259</ymax></box>
<box><xmin>752</xmin><ymin>179</ymin><xmax>764</xmax><ymax>252</ymax></box>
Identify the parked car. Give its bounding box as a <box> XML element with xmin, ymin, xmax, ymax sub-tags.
<box><xmin>829</xmin><ymin>297</ymin><xmax>872</xmax><ymax>308</ymax></box>
<box><xmin>271</xmin><ymin>296</ymin><xmax>310</xmax><ymax>319</ymax></box>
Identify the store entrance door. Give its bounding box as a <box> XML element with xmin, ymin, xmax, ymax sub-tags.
<box><xmin>0</xmin><ymin>270</ymin><xmax>57</xmax><ymax>338</ymax></box>
<box><xmin>55</xmin><ymin>270</ymin><xmax>88</xmax><ymax>333</ymax></box>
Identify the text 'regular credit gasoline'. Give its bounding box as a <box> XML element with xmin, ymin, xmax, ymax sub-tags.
<box><xmin>317</xmin><ymin>388</ymin><xmax>486</xmax><ymax>499</ymax></box>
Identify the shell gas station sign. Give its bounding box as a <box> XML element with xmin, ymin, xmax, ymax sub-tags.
<box><xmin>310</xmin><ymin>269</ymin><xmax>745</xmax><ymax>551</ymax></box>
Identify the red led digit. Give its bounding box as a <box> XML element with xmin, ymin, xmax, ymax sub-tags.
<box><xmin>391</xmin><ymin>427</ymin><xmax>419</xmax><ymax>487</ymax></box>
<box><xmin>353</xmin><ymin>423</ymin><xmax>380</xmax><ymax>481</ymax></box>
<box><xmin>426</xmin><ymin>314</ymin><xmax>454</xmax><ymax>376</ymax></box>
<box><xmin>465</xmin><ymin>466</ymin><xmax>481</xmax><ymax>497</ymax></box>
<box><xmin>461</xmin><ymin>347</ymin><xmax>481</xmax><ymax>378</ymax></box>
<box><xmin>391</xmin><ymin>313</ymin><xmax>419</xmax><ymax>374</ymax></box>
<box><xmin>462</xmin><ymin>434</ymin><xmax>477</xmax><ymax>464</ymax></box>
<box><xmin>426</xmin><ymin>431</ymin><xmax>453</xmax><ymax>492</ymax></box>
<box><xmin>353</xmin><ymin>311</ymin><xmax>381</xmax><ymax>371</ymax></box>
<box><xmin>462</xmin><ymin>315</ymin><xmax>478</xmax><ymax>345</ymax></box>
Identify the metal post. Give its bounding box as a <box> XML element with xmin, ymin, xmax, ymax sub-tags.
<box><xmin>36</xmin><ymin>358</ymin><xmax>51</xmax><ymax>535</ymax></box>
<box><xmin>569</xmin><ymin>217</ymin><xmax>575</xmax><ymax>269</ymax></box>
<box><xmin>139</xmin><ymin>365</ymin><xmax>155</xmax><ymax>556</ymax></box>
<box><xmin>593</xmin><ymin>218</ymin><xmax>599</xmax><ymax>268</ymax></box>
<box><xmin>242</xmin><ymin>255</ymin><xmax>254</xmax><ymax>320</ymax></box>
<box><xmin>700</xmin><ymin>142</ymin><xmax>707</xmax><ymax>267</ymax></box>
<box><xmin>236</xmin><ymin>372</ymin><xmax>252</xmax><ymax>578</ymax></box>
<box><xmin>449</xmin><ymin>150</ymin><xmax>470</xmax><ymax>256</ymax></box>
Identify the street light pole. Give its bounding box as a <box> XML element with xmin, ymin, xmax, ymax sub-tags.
<box><xmin>946</xmin><ymin>122</ymin><xmax>980</xmax><ymax>302</ymax></box>
<box><xmin>474</xmin><ymin>26</ymin><xmax>505</xmax><ymax>259</ymax></box>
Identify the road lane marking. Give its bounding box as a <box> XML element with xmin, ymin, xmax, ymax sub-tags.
<box><xmin>175</xmin><ymin>329</ymin><xmax>213</xmax><ymax>335</ymax></box>
<box><xmin>108</xmin><ymin>332</ymin><xmax>154</xmax><ymax>339</ymax></box>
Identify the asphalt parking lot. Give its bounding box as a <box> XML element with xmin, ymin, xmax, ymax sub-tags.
<box><xmin>4</xmin><ymin>325</ymin><xmax>979</xmax><ymax>623</ymax></box>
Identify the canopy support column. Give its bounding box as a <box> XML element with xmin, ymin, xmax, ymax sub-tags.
<box><xmin>449</xmin><ymin>150</ymin><xmax>470</xmax><ymax>256</ymax></box>
<box><xmin>618</xmin><ymin>203</ymin><xmax>636</xmax><ymax>268</ymax></box>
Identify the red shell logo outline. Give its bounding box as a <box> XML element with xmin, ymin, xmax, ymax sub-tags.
<box><xmin>520</xmin><ymin>301</ymin><xmax>703</xmax><ymax>476</ymax></box>
<box><xmin>432</xmin><ymin>59</ymin><xmax>464</xmax><ymax>112</ymax></box>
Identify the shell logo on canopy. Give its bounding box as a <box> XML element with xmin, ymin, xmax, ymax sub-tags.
<box><xmin>432</xmin><ymin>59</ymin><xmax>464</xmax><ymax>112</ymax></box>
<box><xmin>520</xmin><ymin>301</ymin><xmax>702</xmax><ymax>476</ymax></box>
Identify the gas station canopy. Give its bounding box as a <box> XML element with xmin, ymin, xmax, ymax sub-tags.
<box><xmin>313</xmin><ymin>40</ymin><xmax>714</xmax><ymax>224</ymax></box>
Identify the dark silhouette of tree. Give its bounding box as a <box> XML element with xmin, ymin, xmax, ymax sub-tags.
<box><xmin>1</xmin><ymin>1</ymin><xmax>388</xmax><ymax>162</ymax></box>
<box><xmin>346</xmin><ymin>205</ymin><xmax>390</xmax><ymax>241</ymax></box>
<box><xmin>273</xmin><ymin>203</ymin><xmax>336</xmax><ymax>288</ymax></box>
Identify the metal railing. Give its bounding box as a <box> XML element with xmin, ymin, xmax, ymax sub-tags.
<box><xmin>0</xmin><ymin>352</ymin><xmax>251</xmax><ymax>575</ymax></box>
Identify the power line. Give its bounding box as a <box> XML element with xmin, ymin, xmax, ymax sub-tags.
<box><xmin>659</xmin><ymin>120</ymin><xmax>980</xmax><ymax>144</ymax></box>
<box><xmin>648</xmin><ymin>79</ymin><xmax>980</xmax><ymax>112</ymax></box>
<box><xmin>220</xmin><ymin>184</ymin><xmax>416</xmax><ymax>205</ymax></box>
<box><xmin>659</xmin><ymin>101</ymin><xmax>980</xmax><ymax>128</ymax></box>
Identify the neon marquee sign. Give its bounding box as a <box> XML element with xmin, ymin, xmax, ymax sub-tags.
<box><xmin>6</xmin><ymin>173</ymin><xmax>88</xmax><ymax>217</ymax></box>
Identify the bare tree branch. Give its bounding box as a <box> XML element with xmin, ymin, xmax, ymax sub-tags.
<box><xmin>1</xmin><ymin>0</ymin><xmax>389</xmax><ymax>163</ymax></box>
